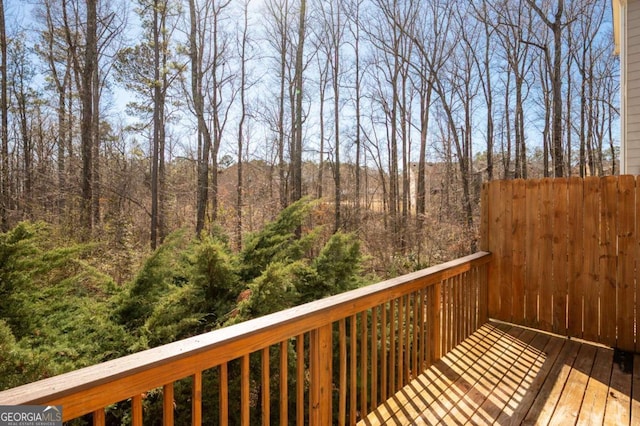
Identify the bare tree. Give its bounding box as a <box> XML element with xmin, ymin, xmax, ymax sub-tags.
<box><xmin>317</xmin><ymin>0</ymin><xmax>345</xmax><ymax>231</ymax></box>
<box><xmin>264</xmin><ymin>0</ymin><xmax>294</xmax><ymax>208</ymax></box>
<box><xmin>80</xmin><ymin>0</ymin><xmax>97</xmax><ymax>232</ymax></box>
<box><xmin>491</xmin><ymin>0</ymin><xmax>535</xmax><ymax>179</ymax></box>
<box><xmin>367</xmin><ymin>0</ymin><xmax>417</xmax><ymax>250</ymax></box>
<box><xmin>345</xmin><ymin>0</ymin><xmax>364</xmax><ymax>223</ymax></box>
<box><xmin>0</xmin><ymin>0</ymin><xmax>7</xmax><ymax>230</ymax></box>
<box><xmin>236</xmin><ymin>0</ymin><xmax>252</xmax><ymax>248</ymax></box>
<box><xmin>291</xmin><ymin>0</ymin><xmax>306</xmax><ymax>206</ymax></box>
<box><xmin>37</xmin><ymin>0</ymin><xmax>73</xmax><ymax>221</ymax></box>
<box><xmin>409</xmin><ymin>0</ymin><xmax>452</xmax><ymax>231</ymax></box>
<box><xmin>114</xmin><ymin>0</ymin><xmax>182</xmax><ymax>248</ymax></box>
<box><xmin>470</xmin><ymin>1</ymin><xmax>496</xmax><ymax>180</ymax></box>
<box><xmin>189</xmin><ymin>0</ymin><xmax>213</xmax><ymax>236</ymax></box>
<box><xmin>526</xmin><ymin>0</ymin><xmax>566</xmax><ymax>177</ymax></box>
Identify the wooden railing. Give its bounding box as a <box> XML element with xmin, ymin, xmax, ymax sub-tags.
<box><xmin>482</xmin><ymin>176</ymin><xmax>639</xmax><ymax>352</ymax></box>
<box><xmin>0</xmin><ymin>252</ymin><xmax>490</xmax><ymax>425</ymax></box>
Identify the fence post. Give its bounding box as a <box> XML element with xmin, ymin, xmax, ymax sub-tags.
<box><xmin>309</xmin><ymin>324</ymin><xmax>333</xmax><ymax>425</ymax></box>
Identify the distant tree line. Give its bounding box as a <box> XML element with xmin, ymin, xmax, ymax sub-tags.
<box><xmin>0</xmin><ymin>0</ymin><xmax>618</xmax><ymax>257</ymax></box>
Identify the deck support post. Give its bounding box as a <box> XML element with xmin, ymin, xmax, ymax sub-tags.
<box><xmin>309</xmin><ymin>324</ymin><xmax>333</xmax><ymax>425</ymax></box>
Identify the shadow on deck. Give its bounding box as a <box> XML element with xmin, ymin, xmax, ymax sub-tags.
<box><xmin>360</xmin><ymin>321</ymin><xmax>640</xmax><ymax>425</ymax></box>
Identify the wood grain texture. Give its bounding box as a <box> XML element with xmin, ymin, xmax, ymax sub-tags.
<box><xmin>359</xmin><ymin>322</ymin><xmax>640</xmax><ymax>426</ymax></box>
<box><xmin>511</xmin><ymin>179</ymin><xmax>526</xmax><ymax>325</ymax></box>
<box><xmin>191</xmin><ymin>372</ymin><xmax>202</xmax><ymax>426</ymax></box>
<box><xmin>538</xmin><ymin>178</ymin><xmax>554</xmax><ymax>332</ymax></box>
<box><xmin>617</xmin><ymin>175</ymin><xmax>636</xmax><ymax>352</ymax></box>
<box><xmin>582</xmin><ymin>176</ymin><xmax>601</xmax><ymax>343</ymax></box>
<box><xmin>163</xmin><ymin>383</ymin><xmax>174</xmax><ymax>426</ymax></box>
<box><xmin>551</xmin><ymin>178</ymin><xmax>568</xmax><ymax>335</ymax></box>
<box><xmin>567</xmin><ymin>177</ymin><xmax>584</xmax><ymax>339</ymax></box>
<box><xmin>261</xmin><ymin>348</ymin><xmax>270</xmax><ymax>426</ymax></box>
<box><xmin>279</xmin><ymin>341</ymin><xmax>288</xmax><ymax>426</ymax></box>
<box><xmin>132</xmin><ymin>394</ymin><xmax>143</xmax><ymax>426</ymax></box>
<box><xmin>599</xmin><ymin>176</ymin><xmax>618</xmax><ymax>347</ymax></box>
<box><xmin>524</xmin><ymin>179</ymin><xmax>541</xmax><ymax>328</ymax></box>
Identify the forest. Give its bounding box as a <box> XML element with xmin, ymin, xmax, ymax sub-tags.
<box><xmin>0</xmin><ymin>0</ymin><xmax>618</xmax><ymax>411</ymax></box>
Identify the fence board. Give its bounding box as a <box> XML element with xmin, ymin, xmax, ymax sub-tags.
<box><xmin>636</xmin><ymin>178</ymin><xmax>640</xmax><ymax>353</ymax></box>
<box><xmin>582</xmin><ymin>177</ymin><xmax>601</xmax><ymax>343</ymax></box>
<box><xmin>539</xmin><ymin>179</ymin><xmax>554</xmax><ymax>332</ymax></box>
<box><xmin>481</xmin><ymin>183</ymin><xmax>489</xmax><ymax>252</ymax></box>
<box><xmin>524</xmin><ymin>180</ymin><xmax>541</xmax><ymax>327</ymax></box>
<box><xmin>499</xmin><ymin>180</ymin><xmax>513</xmax><ymax>321</ymax></box>
<box><xmin>567</xmin><ymin>177</ymin><xmax>584</xmax><ymax>339</ymax></box>
<box><xmin>488</xmin><ymin>181</ymin><xmax>502</xmax><ymax>318</ymax></box>
<box><xmin>511</xmin><ymin>179</ymin><xmax>526</xmax><ymax>324</ymax></box>
<box><xmin>599</xmin><ymin>176</ymin><xmax>618</xmax><ymax>347</ymax></box>
<box><xmin>483</xmin><ymin>176</ymin><xmax>638</xmax><ymax>351</ymax></box>
<box><xmin>617</xmin><ymin>176</ymin><xmax>636</xmax><ymax>352</ymax></box>
<box><xmin>552</xmin><ymin>178</ymin><xmax>568</xmax><ymax>335</ymax></box>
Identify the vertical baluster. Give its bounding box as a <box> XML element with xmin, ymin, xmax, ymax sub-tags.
<box><xmin>339</xmin><ymin>319</ymin><xmax>347</xmax><ymax>426</ymax></box>
<box><xmin>297</xmin><ymin>334</ymin><xmax>304</xmax><ymax>426</ymax></box>
<box><xmin>309</xmin><ymin>325</ymin><xmax>332</xmax><ymax>425</ymax></box>
<box><xmin>370</xmin><ymin>306</ymin><xmax>378</xmax><ymax>410</ymax></box>
<box><xmin>241</xmin><ymin>354</ymin><xmax>250</xmax><ymax>426</ymax></box>
<box><xmin>262</xmin><ymin>347</ymin><xmax>270</xmax><ymax>426</ymax></box>
<box><xmin>92</xmin><ymin>408</ymin><xmax>105</xmax><ymax>426</ymax></box>
<box><xmin>380</xmin><ymin>305</ymin><xmax>387</xmax><ymax>402</ymax></box>
<box><xmin>360</xmin><ymin>311</ymin><xmax>368</xmax><ymax>416</ymax></box>
<box><xmin>349</xmin><ymin>315</ymin><xmax>357</xmax><ymax>425</ymax></box>
<box><xmin>412</xmin><ymin>291</ymin><xmax>419</xmax><ymax>378</ymax></box>
<box><xmin>397</xmin><ymin>296</ymin><xmax>404</xmax><ymax>390</ymax></box>
<box><xmin>240</xmin><ymin>354</ymin><xmax>251</xmax><ymax>426</ymax></box>
<box><xmin>219</xmin><ymin>363</ymin><xmax>228</xmax><ymax>425</ymax></box>
<box><xmin>425</xmin><ymin>286</ymin><xmax>432</xmax><ymax>368</ymax></box>
<box><xmin>280</xmin><ymin>340</ymin><xmax>288</xmax><ymax>426</ymax></box>
<box><xmin>432</xmin><ymin>281</ymin><xmax>442</xmax><ymax>363</ymax></box>
<box><xmin>192</xmin><ymin>372</ymin><xmax>202</xmax><ymax>426</ymax></box>
<box><xmin>132</xmin><ymin>394</ymin><xmax>143</xmax><ymax>426</ymax></box>
<box><xmin>456</xmin><ymin>274</ymin><xmax>462</xmax><ymax>346</ymax></box>
<box><xmin>389</xmin><ymin>299</ymin><xmax>396</xmax><ymax>393</ymax></box>
<box><xmin>404</xmin><ymin>294</ymin><xmax>410</xmax><ymax>385</ymax></box>
<box><xmin>163</xmin><ymin>383</ymin><xmax>174</xmax><ymax>426</ymax></box>
<box><xmin>418</xmin><ymin>289</ymin><xmax>425</xmax><ymax>370</ymax></box>
<box><xmin>446</xmin><ymin>278</ymin><xmax>452</xmax><ymax>353</ymax></box>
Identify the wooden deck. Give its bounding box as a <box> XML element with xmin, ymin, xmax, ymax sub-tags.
<box><xmin>359</xmin><ymin>321</ymin><xmax>640</xmax><ymax>425</ymax></box>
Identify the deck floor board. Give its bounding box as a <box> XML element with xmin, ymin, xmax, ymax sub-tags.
<box><xmin>358</xmin><ymin>321</ymin><xmax>640</xmax><ymax>426</ymax></box>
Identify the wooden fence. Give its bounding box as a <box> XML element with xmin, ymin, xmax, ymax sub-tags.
<box><xmin>0</xmin><ymin>252</ymin><xmax>490</xmax><ymax>425</ymax></box>
<box><xmin>482</xmin><ymin>176</ymin><xmax>639</xmax><ymax>352</ymax></box>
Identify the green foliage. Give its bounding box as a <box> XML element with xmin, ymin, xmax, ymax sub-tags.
<box><xmin>0</xmin><ymin>320</ymin><xmax>49</xmax><ymax>389</ymax></box>
<box><xmin>113</xmin><ymin>229</ymin><xmax>192</xmax><ymax>332</ymax></box>
<box><xmin>129</xmin><ymin>236</ymin><xmax>240</xmax><ymax>346</ymax></box>
<box><xmin>230</xmin><ymin>261</ymin><xmax>307</xmax><ymax>324</ymax></box>
<box><xmin>0</xmin><ymin>201</ymin><xmax>373</xmax><ymax>407</ymax></box>
<box><xmin>301</xmin><ymin>232</ymin><xmax>364</xmax><ymax>303</ymax></box>
<box><xmin>0</xmin><ymin>222</ymin><xmax>135</xmax><ymax>391</ymax></box>
<box><xmin>239</xmin><ymin>198</ymin><xmax>319</xmax><ymax>281</ymax></box>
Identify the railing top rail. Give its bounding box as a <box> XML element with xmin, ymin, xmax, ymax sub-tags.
<box><xmin>0</xmin><ymin>251</ymin><xmax>490</xmax><ymax>414</ymax></box>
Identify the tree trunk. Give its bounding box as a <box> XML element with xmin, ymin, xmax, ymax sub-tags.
<box><xmin>292</xmin><ymin>0</ymin><xmax>306</xmax><ymax>207</ymax></box>
<box><xmin>92</xmin><ymin>63</ymin><xmax>100</xmax><ymax>227</ymax></box>
<box><xmin>236</xmin><ymin>1</ymin><xmax>249</xmax><ymax>249</ymax></box>
<box><xmin>190</xmin><ymin>0</ymin><xmax>213</xmax><ymax>236</ymax></box>
<box><xmin>0</xmin><ymin>0</ymin><xmax>7</xmax><ymax>230</ymax></box>
<box><xmin>332</xmin><ymin>2</ymin><xmax>341</xmax><ymax>233</ymax></box>
<box><xmin>150</xmin><ymin>0</ymin><xmax>161</xmax><ymax>249</ymax></box>
<box><xmin>81</xmin><ymin>0</ymin><xmax>97</xmax><ymax>233</ymax></box>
